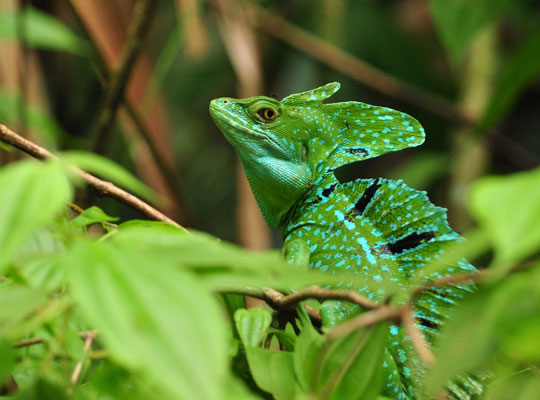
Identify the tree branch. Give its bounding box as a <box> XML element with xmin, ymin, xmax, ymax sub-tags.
<box><xmin>0</xmin><ymin>124</ymin><xmax>185</xmax><ymax>230</ymax></box>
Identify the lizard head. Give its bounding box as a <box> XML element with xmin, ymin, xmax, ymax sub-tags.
<box><xmin>209</xmin><ymin>82</ymin><xmax>425</xmax><ymax>227</ymax></box>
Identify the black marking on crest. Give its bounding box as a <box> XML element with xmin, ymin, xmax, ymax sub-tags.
<box><xmin>417</xmin><ymin>317</ymin><xmax>438</xmax><ymax>330</ymax></box>
<box><xmin>352</xmin><ymin>179</ymin><xmax>381</xmax><ymax>216</ymax></box>
<box><xmin>345</xmin><ymin>147</ymin><xmax>368</xmax><ymax>156</ymax></box>
<box><xmin>322</xmin><ymin>183</ymin><xmax>337</xmax><ymax>197</ymax></box>
<box><xmin>382</xmin><ymin>231</ymin><xmax>436</xmax><ymax>255</ymax></box>
<box><xmin>345</xmin><ymin>121</ymin><xmax>350</xmax><ymax>130</ymax></box>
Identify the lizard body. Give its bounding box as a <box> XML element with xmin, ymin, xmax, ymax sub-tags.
<box><xmin>210</xmin><ymin>83</ymin><xmax>483</xmax><ymax>399</ymax></box>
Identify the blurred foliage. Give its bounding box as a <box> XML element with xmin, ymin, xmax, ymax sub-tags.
<box><xmin>0</xmin><ymin>0</ymin><xmax>539</xmax><ymax>399</ymax></box>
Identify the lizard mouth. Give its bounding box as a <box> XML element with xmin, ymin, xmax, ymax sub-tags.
<box><xmin>209</xmin><ymin>100</ymin><xmax>287</xmax><ymax>152</ymax></box>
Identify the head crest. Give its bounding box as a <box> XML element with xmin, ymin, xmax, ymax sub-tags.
<box><xmin>282</xmin><ymin>82</ymin><xmax>340</xmax><ymax>105</ymax></box>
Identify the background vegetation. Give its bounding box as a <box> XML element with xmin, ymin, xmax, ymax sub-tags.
<box><xmin>0</xmin><ymin>0</ymin><xmax>539</xmax><ymax>399</ymax></box>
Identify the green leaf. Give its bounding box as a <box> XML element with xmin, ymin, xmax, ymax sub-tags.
<box><xmin>234</xmin><ymin>308</ymin><xmax>272</xmax><ymax>348</ymax></box>
<box><xmin>68</xmin><ymin>241</ymin><xmax>229</xmax><ymax>400</ymax></box>
<box><xmin>480</xmin><ymin>28</ymin><xmax>540</xmax><ymax>130</ymax></box>
<box><xmin>13</xmin><ymin>377</ymin><xmax>68</xmax><ymax>400</ymax></box>
<box><xmin>318</xmin><ymin>324</ymin><xmax>387</xmax><ymax>400</ymax></box>
<box><xmin>0</xmin><ymin>90</ymin><xmax>69</xmax><ymax>147</ymax></box>
<box><xmin>425</xmin><ymin>267</ymin><xmax>540</xmax><ymax>395</ymax></box>
<box><xmin>0</xmin><ymin>286</ymin><xmax>48</xmax><ymax>323</ymax></box>
<box><xmin>111</xmin><ymin>224</ymin><xmax>400</xmax><ymax>296</ymax></box>
<box><xmin>429</xmin><ymin>0</ymin><xmax>513</xmax><ymax>63</ymax></box>
<box><xmin>0</xmin><ymin>160</ymin><xmax>71</xmax><ymax>271</ymax></box>
<box><xmin>61</xmin><ymin>151</ymin><xmax>156</xmax><ymax>201</ymax></box>
<box><xmin>245</xmin><ymin>347</ymin><xmax>298</xmax><ymax>400</ymax></box>
<box><xmin>70</xmin><ymin>206</ymin><xmax>118</xmax><ymax>228</ymax></box>
<box><xmin>469</xmin><ymin>167</ymin><xmax>540</xmax><ymax>264</ymax></box>
<box><xmin>293</xmin><ymin>322</ymin><xmax>325</xmax><ymax>392</ymax></box>
<box><xmin>0</xmin><ymin>340</ymin><xmax>16</xmax><ymax>382</ymax></box>
<box><xmin>0</xmin><ymin>7</ymin><xmax>88</xmax><ymax>55</ymax></box>
<box><xmin>483</xmin><ymin>372</ymin><xmax>540</xmax><ymax>400</ymax></box>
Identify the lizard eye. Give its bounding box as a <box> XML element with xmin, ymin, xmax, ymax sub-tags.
<box><xmin>255</xmin><ymin>107</ymin><xmax>278</xmax><ymax>122</ymax></box>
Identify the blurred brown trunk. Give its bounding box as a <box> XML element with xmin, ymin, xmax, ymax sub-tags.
<box><xmin>449</xmin><ymin>27</ymin><xmax>497</xmax><ymax>230</ymax></box>
<box><xmin>214</xmin><ymin>0</ymin><xmax>271</xmax><ymax>307</ymax></box>
<box><xmin>0</xmin><ymin>0</ymin><xmax>49</xmax><ymax>161</ymax></box>
<box><xmin>69</xmin><ymin>0</ymin><xmax>186</xmax><ymax>222</ymax></box>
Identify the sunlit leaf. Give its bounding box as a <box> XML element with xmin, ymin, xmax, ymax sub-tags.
<box><xmin>68</xmin><ymin>241</ymin><xmax>229</xmax><ymax>400</ymax></box>
<box><xmin>0</xmin><ymin>160</ymin><xmax>71</xmax><ymax>271</ymax></box>
<box><xmin>61</xmin><ymin>151</ymin><xmax>156</xmax><ymax>202</ymax></box>
<box><xmin>469</xmin><ymin>167</ymin><xmax>540</xmax><ymax>265</ymax></box>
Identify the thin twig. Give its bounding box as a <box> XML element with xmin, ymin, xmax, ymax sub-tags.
<box><xmin>0</xmin><ymin>124</ymin><xmax>185</xmax><ymax>230</ymax></box>
<box><xmin>13</xmin><ymin>337</ymin><xmax>43</xmax><ymax>348</ymax></box>
<box><xmin>327</xmin><ymin>306</ymin><xmax>402</xmax><ymax>340</ymax></box>
<box><xmin>245</xmin><ymin>4</ymin><xmax>474</xmax><ymax>125</ymax></box>
<box><xmin>93</xmin><ymin>0</ymin><xmax>158</xmax><ymax>153</ymax></box>
<box><xmin>401</xmin><ymin>303</ymin><xmax>435</xmax><ymax>365</ymax></box>
<box><xmin>70</xmin><ymin>331</ymin><xmax>96</xmax><ymax>385</ymax></box>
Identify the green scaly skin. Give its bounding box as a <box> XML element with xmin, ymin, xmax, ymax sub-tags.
<box><xmin>210</xmin><ymin>83</ymin><xmax>483</xmax><ymax>399</ymax></box>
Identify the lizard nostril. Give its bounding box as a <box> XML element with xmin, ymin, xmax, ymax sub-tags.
<box><xmin>223</xmin><ymin>100</ymin><xmax>228</xmax><ymax>104</ymax></box>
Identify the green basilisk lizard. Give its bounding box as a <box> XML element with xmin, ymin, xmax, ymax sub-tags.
<box><xmin>210</xmin><ymin>82</ymin><xmax>483</xmax><ymax>399</ymax></box>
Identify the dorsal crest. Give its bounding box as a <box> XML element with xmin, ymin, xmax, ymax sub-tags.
<box><xmin>282</xmin><ymin>82</ymin><xmax>340</xmax><ymax>105</ymax></box>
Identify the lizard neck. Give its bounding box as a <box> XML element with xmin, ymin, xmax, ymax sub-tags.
<box><xmin>239</xmin><ymin>154</ymin><xmax>312</xmax><ymax>228</ymax></box>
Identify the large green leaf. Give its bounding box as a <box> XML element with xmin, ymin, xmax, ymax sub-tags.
<box><xmin>469</xmin><ymin>167</ymin><xmax>540</xmax><ymax>265</ymax></box>
<box><xmin>111</xmin><ymin>223</ymin><xmax>400</xmax><ymax>295</ymax></box>
<box><xmin>0</xmin><ymin>160</ymin><xmax>71</xmax><ymax>271</ymax></box>
<box><xmin>0</xmin><ymin>7</ymin><xmax>88</xmax><ymax>55</ymax></box>
<box><xmin>425</xmin><ymin>266</ymin><xmax>540</xmax><ymax>395</ymax></box>
<box><xmin>429</xmin><ymin>0</ymin><xmax>513</xmax><ymax>63</ymax></box>
<box><xmin>68</xmin><ymin>241</ymin><xmax>229</xmax><ymax>400</ymax></box>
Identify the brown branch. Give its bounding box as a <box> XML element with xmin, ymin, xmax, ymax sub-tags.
<box><xmin>13</xmin><ymin>337</ymin><xmax>43</xmax><ymax>348</ymax></box>
<box><xmin>245</xmin><ymin>4</ymin><xmax>475</xmax><ymax>126</ymax></box>
<box><xmin>327</xmin><ymin>306</ymin><xmax>402</xmax><ymax>340</ymax></box>
<box><xmin>0</xmin><ymin>124</ymin><xmax>185</xmax><ymax>230</ymax></box>
<box><xmin>277</xmin><ymin>285</ymin><xmax>379</xmax><ymax>310</ymax></box>
<box><xmin>401</xmin><ymin>303</ymin><xmax>435</xmax><ymax>365</ymax></box>
<box><xmin>13</xmin><ymin>330</ymin><xmax>97</xmax><ymax>349</ymax></box>
<box><xmin>93</xmin><ymin>0</ymin><xmax>158</xmax><ymax>153</ymax></box>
